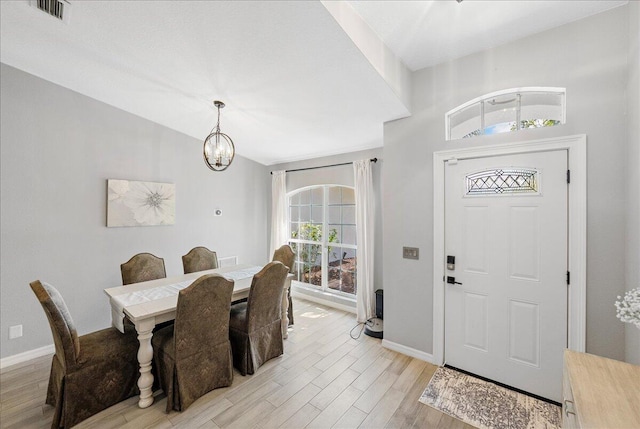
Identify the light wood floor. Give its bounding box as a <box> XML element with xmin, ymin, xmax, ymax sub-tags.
<box><xmin>0</xmin><ymin>298</ymin><xmax>473</xmax><ymax>429</ymax></box>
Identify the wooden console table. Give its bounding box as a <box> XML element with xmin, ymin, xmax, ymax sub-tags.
<box><xmin>563</xmin><ymin>349</ymin><xmax>640</xmax><ymax>428</ymax></box>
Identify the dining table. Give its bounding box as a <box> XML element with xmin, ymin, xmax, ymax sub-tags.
<box><xmin>104</xmin><ymin>263</ymin><xmax>292</xmax><ymax>408</ymax></box>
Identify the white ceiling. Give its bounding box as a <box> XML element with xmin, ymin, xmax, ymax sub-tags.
<box><xmin>0</xmin><ymin>1</ymin><xmax>627</xmax><ymax>165</ymax></box>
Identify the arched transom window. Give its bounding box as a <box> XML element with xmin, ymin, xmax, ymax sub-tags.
<box><xmin>446</xmin><ymin>87</ymin><xmax>566</xmax><ymax>141</ymax></box>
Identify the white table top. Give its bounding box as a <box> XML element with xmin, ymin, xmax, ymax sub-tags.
<box><xmin>104</xmin><ymin>264</ymin><xmax>260</xmax><ymax>328</ymax></box>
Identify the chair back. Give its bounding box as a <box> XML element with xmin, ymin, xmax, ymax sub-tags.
<box><xmin>182</xmin><ymin>246</ymin><xmax>219</xmax><ymax>274</ymax></box>
<box><xmin>30</xmin><ymin>280</ymin><xmax>79</xmax><ymax>371</ymax></box>
<box><xmin>246</xmin><ymin>262</ymin><xmax>289</xmax><ymax>333</ymax></box>
<box><xmin>272</xmin><ymin>244</ymin><xmax>295</xmax><ymax>273</ymax></box>
<box><xmin>121</xmin><ymin>252</ymin><xmax>166</xmax><ymax>285</ymax></box>
<box><xmin>174</xmin><ymin>274</ymin><xmax>234</xmax><ymax>356</ymax></box>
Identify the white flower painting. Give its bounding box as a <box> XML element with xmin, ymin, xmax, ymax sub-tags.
<box><xmin>107</xmin><ymin>179</ymin><xmax>175</xmax><ymax>227</ymax></box>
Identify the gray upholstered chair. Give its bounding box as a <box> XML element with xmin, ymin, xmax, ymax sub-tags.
<box><xmin>228</xmin><ymin>261</ymin><xmax>289</xmax><ymax>375</ymax></box>
<box><xmin>30</xmin><ymin>280</ymin><xmax>139</xmax><ymax>429</ymax></box>
<box><xmin>272</xmin><ymin>244</ymin><xmax>295</xmax><ymax>326</ymax></box>
<box><xmin>152</xmin><ymin>274</ymin><xmax>234</xmax><ymax>412</ymax></box>
<box><xmin>182</xmin><ymin>246</ymin><xmax>219</xmax><ymax>274</ymax></box>
<box><xmin>120</xmin><ymin>252</ymin><xmax>166</xmax><ymax>285</ymax></box>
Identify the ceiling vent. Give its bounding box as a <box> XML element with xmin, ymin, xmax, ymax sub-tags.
<box><xmin>30</xmin><ymin>0</ymin><xmax>71</xmax><ymax>24</ymax></box>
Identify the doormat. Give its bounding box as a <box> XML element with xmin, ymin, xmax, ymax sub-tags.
<box><xmin>419</xmin><ymin>366</ymin><xmax>561</xmax><ymax>429</ymax></box>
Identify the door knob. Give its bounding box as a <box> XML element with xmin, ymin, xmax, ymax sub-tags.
<box><xmin>446</xmin><ymin>276</ymin><xmax>462</xmax><ymax>285</ymax></box>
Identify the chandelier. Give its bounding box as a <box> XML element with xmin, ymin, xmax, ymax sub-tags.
<box><xmin>203</xmin><ymin>100</ymin><xmax>235</xmax><ymax>171</ymax></box>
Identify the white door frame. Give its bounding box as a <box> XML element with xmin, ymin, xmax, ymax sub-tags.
<box><xmin>432</xmin><ymin>134</ymin><xmax>587</xmax><ymax>366</ymax></box>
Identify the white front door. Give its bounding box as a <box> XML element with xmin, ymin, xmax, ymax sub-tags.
<box><xmin>444</xmin><ymin>150</ymin><xmax>568</xmax><ymax>402</ymax></box>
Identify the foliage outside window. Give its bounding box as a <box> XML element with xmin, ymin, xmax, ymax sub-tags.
<box><xmin>447</xmin><ymin>87</ymin><xmax>566</xmax><ymax>141</ymax></box>
<box><xmin>289</xmin><ymin>186</ymin><xmax>357</xmax><ymax>296</ymax></box>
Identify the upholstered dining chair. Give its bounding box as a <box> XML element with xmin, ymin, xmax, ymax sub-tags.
<box><xmin>272</xmin><ymin>244</ymin><xmax>295</xmax><ymax>326</ymax></box>
<box><xmin>182</xmin><ymin>246</ymin><xmax>219</xmax><ymax>274</ymax></box>
<box><xmin>30</xmin><ymin>280</ymin><xmax>139</xmax><ymax>429</ymax></box>
<box><xmin>152</xmin><ymin>274</ymin><xmax>234</xmax><ymax>412</ymax></box>
<box><xmin>121</xmin><ymin>252</ymin><xmax>166</xmax><ymax>285</ymax></box>
<box><xmin>228</xmin><ymin>261</ymin><xmax>289</xmax><ymax>376</ymax></box>
<box><xmin>121</xmin><ymin>252</ymin><xmax>169</xmax><ymax>334</ymax></box>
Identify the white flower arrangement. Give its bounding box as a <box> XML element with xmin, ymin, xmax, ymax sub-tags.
<box><xmin>615</xmin><ymin>287</ymin><xmax>640</xmax><ymax>329</ymax></box>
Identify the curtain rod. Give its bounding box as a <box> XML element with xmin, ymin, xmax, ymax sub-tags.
<box><xmin>270</xmin><ymin>158</ymin><xmax>377</xmax><ymax>175</ymax></box>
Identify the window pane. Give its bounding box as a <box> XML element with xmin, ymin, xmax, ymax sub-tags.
<box><xmin>329</xmin><ymin>186</ymin><xmax>342</xmax><ymax>205</ymax></box>
<box><xmin>342</xmin><ymin>188</ymin><xmax>355</xmax><ymax>205</ymax></box>
<box><xmin>299</xmin><ymin>189</ymin><xmax>311</xmax><ymax>205</ymax></box>
<box><xmin>328</xmin><ymin>246</ymin><xmax>357</xmax><ymax>295</ymax></box>
<box><xmin>290</xmin><ymin>193</ymin><xmax>299</xmax><ymax>205</ymax></box>
<box><xmin>292</xmin><ymin>243</ymin><xmax>321</xmax><ymax>287</ymax></box>
<box><xmin>329</xmin><ymin>206</ymin><xmax>341</xmax><ymax>224</ymax></box>
<box><xmin>311</xmin><ymin>187</ymin><xmax>323</xmax><ymax>205</ymax></box>
<box><xmin>342</xmin><ymin>205</ymin><xmax>355</xmax><ymax>225</ymax></box>
<box><xmin>342</xmin><ymin>225</ymin><xmax>356</xmax><ymax>245</ymax></box>
<box><xmin>289</xmin><ymin>206</ymin><xmax>299</xmax><ymax>221</ymax></box>
<box><xmin>450</xmin><ymin>102</ymin><xmax>482</xmax><ymax>140</ymax></box>
<box><xmin>520</xmin><ymin>92</ymin><xmax>563</xmax><ymax>128</ymax></box>
<box><xmin>311</xmin><ymin>205</ymin><xmax>324</xmax><ymax>223</ymax></box>
<box><xmin>483</xmin><ymin>94</ymin><xmax>517</xmax><ymax>136</ymax></box>
<box><xmin>299</xmin><ymin>206</ymin><xmax>310</xmax><ymax>222</ymax></box>
<box><xmin>290</xmin><ymin>222</ymin><xmax>299</xmax><ymax>238</ymax></box>
<box><xmin>328</xmin><ymin>225</ymin><xmax>341</xmax><ymax>244</ymax></box>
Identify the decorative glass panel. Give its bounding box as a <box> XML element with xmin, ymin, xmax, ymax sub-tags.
<box><xmin>466</xmin><ymin>168</ymin><xmax>539</xmax><ymax>196</ymax></box>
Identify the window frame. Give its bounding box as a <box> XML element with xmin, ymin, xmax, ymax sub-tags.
<box><xmin>445</xmin><ymin>87</ymin><xmax>566</xmax><ymax>141</ymax></box>
<box><xmin>287</xmin><ymin>184</ymin><xmax>357</xmax><ymax>300</ymax></box>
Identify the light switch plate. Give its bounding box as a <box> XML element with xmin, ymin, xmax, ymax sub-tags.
<box><xmin>9</xmin><ymin>325</ymin><xmax>22</xmax><ymax>339</ymax></box>
<box><xmin>403</xmin><ymin>247</ymin><xmax>419</xmax><ymax>260</ymax></box>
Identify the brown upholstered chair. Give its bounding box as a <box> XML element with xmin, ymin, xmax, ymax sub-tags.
<box><xmin>151</xmin><ymin>274</ymin><xmax>234</xmax><ymax>412</ymax></box>
<box><xmin>120</xmin><ymin>252</ymin><xmax>166</xmax><ymax>285</ymax></box>
<box><xmin>120</xmin><ymin>252</ymin><xmax>168</xmax><ymax>332</ymax></box>
<box><xmin>272</xmin><ymin>244</ymin><xmax>295</xmax><ymax>326</ymax></box>
<box><xmin>182</xmin><ymin>246</ymin><xmax>219</xmax><ymax>274</ymax></box>
<box><xmin>228</xmin><ymin>261</ymin><xmax>289</xmax><ymax>375</ymax></box>
<box><xmin>30</xmin><ymin>280</ymin><xmax>139</xmax><ymax>429</ymax></box>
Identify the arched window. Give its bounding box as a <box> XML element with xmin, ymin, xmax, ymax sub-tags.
<box><xmin>446</xmin><ymin>87</ymin><xmax>566</xmax><ymax>140</ymax></box>
<box><xmin>288</xmin><ymin>185</ymin><xmax>357</xmax><ymax>296</ymax></box>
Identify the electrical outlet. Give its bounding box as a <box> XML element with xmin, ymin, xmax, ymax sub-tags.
<box><xmin>9</xmin><ymin>325</ymin><xmax>22</xmax><ymax>339</ymax></box>
<box><xmin>403</xmin><ymin>247</ymin><xmax>419</xmax><ymax>260</ymax></box>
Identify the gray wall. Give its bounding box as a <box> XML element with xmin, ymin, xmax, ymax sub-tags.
<box><xmin>383</xmin><ymin>6</ymin><xmax>632</xmax><ymax>360</ymax></box>
<box><xmin>625</xmin><ymin>1</ymin><xmax>640</xmax><ymax>365</ymax></box>
<box><xmin>0</xmin><ymin>64</ymin><xmax>269</xmax><ymax>359</ymax></box>
<box><xmin>269</xmin><ymin>148</ymin><xmax>384</xmax><ymax>303</ymax></box>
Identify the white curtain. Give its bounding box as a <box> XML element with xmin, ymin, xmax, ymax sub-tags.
<box><xmin>269</xmin><ymin>170</ymin><xmax>288</xmax><ymax>258</ymax></box>
<box><xmin>353</xmin><ymin>160</ymin><xmax>375</xmax><ymax>323</ymax></box>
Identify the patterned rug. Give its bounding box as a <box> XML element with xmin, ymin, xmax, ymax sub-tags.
<box><xmin>419</xmin><ymin>367</ymin><xmax>561</xmax><ymax>429</ymax></box>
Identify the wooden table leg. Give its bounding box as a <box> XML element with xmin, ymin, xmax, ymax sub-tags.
<box><xmin>281</xmin><ymin>278</ymin><xmax>291</xmax><ymax>339</ymax></box>
<box><xmin>134</xmin><ymin>319</ymin><xmax>156</xmax><ymax>408</ymax></box>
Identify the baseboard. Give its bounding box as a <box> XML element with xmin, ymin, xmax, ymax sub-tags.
<box><xmin>291</xmin><ymin>288</ymin><xmax>357</xmax><ymax>314</ymax></box>
<box><xmin>382</xmin><ymin>339</ymin><xmax>436</xmax><ymax>364</ymax></box>
<box><xmin>0</xmin><ymin>344</ymin><xmax>54</xmax><ymax>370</ymax></box>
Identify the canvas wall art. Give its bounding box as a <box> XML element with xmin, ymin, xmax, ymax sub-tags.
<box><xmin>107</xmin><ymin>179</ymin><xmax>175</xmax><ymax>227</ymax></box>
